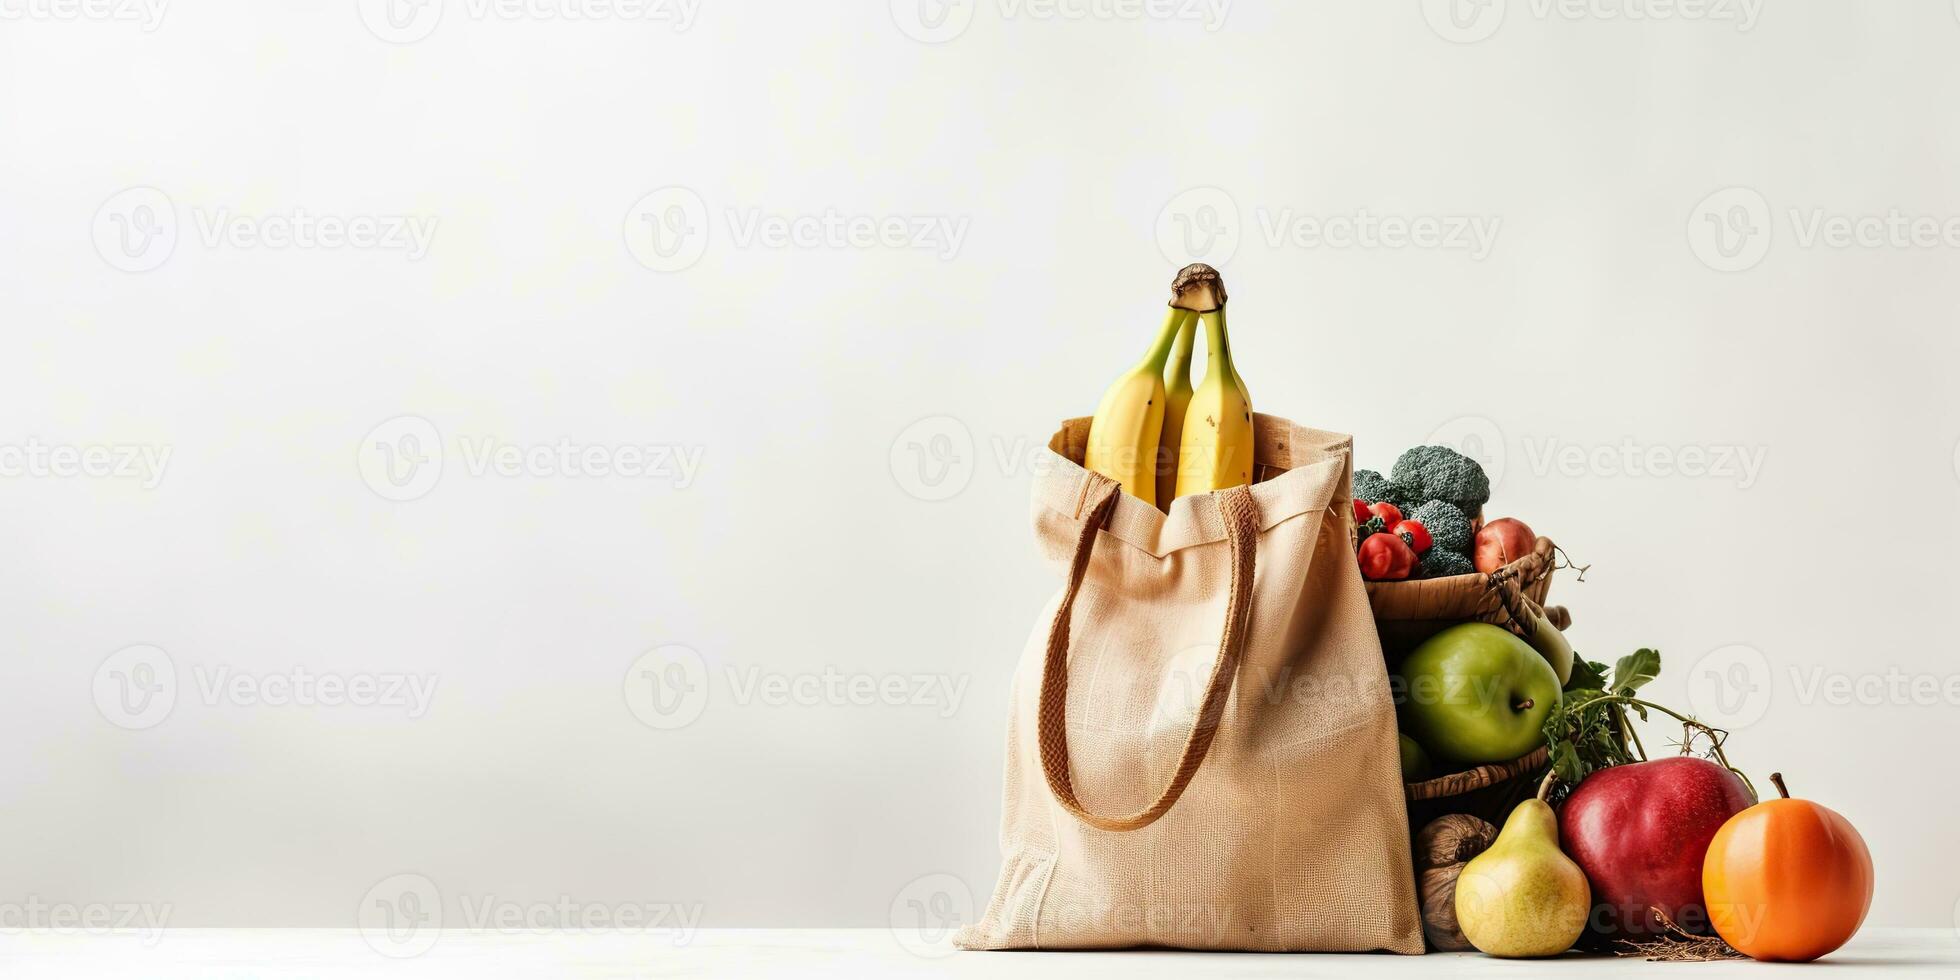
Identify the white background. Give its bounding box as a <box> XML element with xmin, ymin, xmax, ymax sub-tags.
<box><xmin>2</xmin><ymin>0</ymin><xmax>1956</xmax><ymax>936</ymax></box>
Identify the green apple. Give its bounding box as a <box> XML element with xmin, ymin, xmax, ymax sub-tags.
<box><xmin>1398</xmin><ymin>623</ymin><xmax>1561</xmax><ymax>765</ymax></box>
<box><xmin>1399</xmin><ymin>733</ymin><xmax>1430</xmax><ymax>781</ymax></box>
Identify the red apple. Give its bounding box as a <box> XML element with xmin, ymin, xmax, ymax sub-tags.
<box><xmin>1473</xmin><ymin>517</ymin><xmax>1535</xmax><ymax>573</ymax></box>
<box><xmin>1559</xmin><ymin>757</ymin><xmax>1756</xmax><ymax>938</ymax></box>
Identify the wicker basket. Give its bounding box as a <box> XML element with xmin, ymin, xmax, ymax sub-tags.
<box><xmin>1403</xmin><ymin>747</ymin><xmax>1551</xmax><ymax>831</ymax></box>
<box><xmin>1366</xmin><ymin>536</ymin><xmax>1573</xmax><ymax>829</ymax></box>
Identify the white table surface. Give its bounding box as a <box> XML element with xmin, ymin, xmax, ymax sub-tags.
<box><xmin>0</xmin><ymin>928</ymin><xmax>1953</xmax><ymax>978</ymax></box>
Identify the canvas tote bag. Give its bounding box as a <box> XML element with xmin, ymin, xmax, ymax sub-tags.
<box><xmin>956</xmin><ymin>414</ymin><xmax>1423</xmax><ymax>953</ymax></box>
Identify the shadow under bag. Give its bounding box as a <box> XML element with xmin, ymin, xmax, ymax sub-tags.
<box><xmin>958</xmin><ymin>415</ymin><xmax>1423</xmax><ymax>953</ymax></box>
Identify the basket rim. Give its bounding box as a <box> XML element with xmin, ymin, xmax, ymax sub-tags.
<box><xmin>1404</xmin><ymin>745</ymin><xmax>1549</xmax><ymax>801</ymax></box>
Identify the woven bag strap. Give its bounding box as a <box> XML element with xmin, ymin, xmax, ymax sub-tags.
<box><xmin>1036</xmin><ymin>476</ymin><xmax>1260</xmax><ymax>832</ymax></box>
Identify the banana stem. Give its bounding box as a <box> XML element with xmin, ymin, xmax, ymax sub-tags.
<box><xmin>1170</xmin><ymin>262</ymin><xmax>1226</xmax><ymax>311</ymax></box>
<box><xmin>1165</xmin><ymin>312</ymin><xmax>1197</xmax><ymax>386</ymax></box>
<box><xmin>1199</xmin><ymin>306</ymin><xmax>1233</xmax><ymax>380</ymax></box>
<box><xmin>1138</xmin><ymin>307</ymin><xmax>1196</xmax><ymax>373</ymax></box>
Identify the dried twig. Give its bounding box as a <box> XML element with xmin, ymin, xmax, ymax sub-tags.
<box><xmin>1612</xmin><ymin>909</ymin><xmax>1745</xmax><ymax>962</ymax></box>
<box><xmin>1552</xmin><ymin>544</ymin><xmax>1592</xmax><ymax>582</ymax></box>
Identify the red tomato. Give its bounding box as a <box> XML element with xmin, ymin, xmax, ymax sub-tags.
<box><xmin>1392</xmin><ymin>520</ymin><xmax>1432</xmax><ymax>554</ymax></box>
<box><xmin>1368</xmin><ymin>501</ymin><xmax>1404</xmax><ymax>527</ymax></box>
<box><xmin>1358</xmin><ymin>533</ymin><xmax>1416</xmax><ymax>581</ymax></box>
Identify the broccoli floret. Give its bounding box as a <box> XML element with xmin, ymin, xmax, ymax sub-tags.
<box><xmin>1390</xmin><ymin>445</ymin><xmax>1490</xmax><ymax>516</ymax></box>
<box><xmin>1416</xmin><ymin>547</ymin><xmax>1475</xmax><ymax>579</ymax></box>
<box><xmin>1353</xmin><ymin>469</ymin><xmax>1395</xmax><ymax>504</ymax></box>
<box><xmin>1354</xmin><ymin>468</ymin><xmax>1421</xmax><ymax>510</ymax></box>
<box><xmin>1410</xmin><ymin>499</ymin><xmax>1473</xmax><ymax>554</ymax></box>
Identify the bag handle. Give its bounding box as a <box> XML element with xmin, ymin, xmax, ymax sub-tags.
<box><xmin>1036</xmin><ymin>476</ymin><xmax>1261</xmax><ymax>832</ymax></box>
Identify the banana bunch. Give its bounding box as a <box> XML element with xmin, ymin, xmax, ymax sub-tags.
<box><xmin>1083</xmin><ymin>264</ymin><xmax>1255</xmax><ymax>510</ymax></box>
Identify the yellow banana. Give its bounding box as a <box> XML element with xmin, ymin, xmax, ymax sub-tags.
<box><xmin>1173</xmin><ymin>304</ymin><xmax>1255</xmax><ymax>498</ymax></box>
<box><xmin>1155</xmin><ymin>310</ymin><xmax>1198</xmax><ymax>509</ymax></box>
<box><xmin>1084</xmin><ymin>306</ymin><xmax>1194</xmax><ymax>506</ymax></box>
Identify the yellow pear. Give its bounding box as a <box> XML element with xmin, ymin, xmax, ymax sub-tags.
<box><xmin>1454</xmin><ymin>798</ymin><xmax>1590</xmax><ymax>958</ymax></box>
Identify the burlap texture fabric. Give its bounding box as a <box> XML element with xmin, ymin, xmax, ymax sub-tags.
<box><xmin>957</xmin><ymin>415</ymin><xmax>1423</xmax><ymax>953</ymax></box>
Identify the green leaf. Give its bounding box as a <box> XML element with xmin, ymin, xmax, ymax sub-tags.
<box><xmin>1550</xmin><ymin>742</ymin><xmax>1584</xmax><ymax>784</ymax></box>
<box><xmin>1610</xmin><ymin>649</ymin><xmax>1661</xmax><ymax>694</ymax></box>
<box><xmin>1565</xmin><ymin>657</ymin><xmax>1609</xmax><ymax>692</ymax></box>
<box><xmin>1562</xmin><ymin>688</ymin><xmax>1607</xmax><ymax>711</ymax></box>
